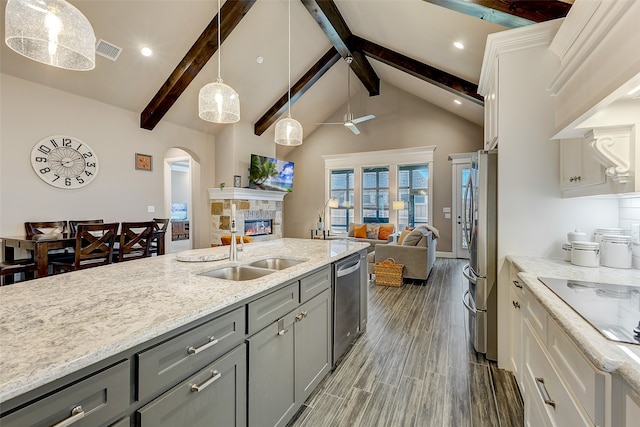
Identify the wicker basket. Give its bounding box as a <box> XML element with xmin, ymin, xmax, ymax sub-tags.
<box><xmin>374</xmin><ymin>258</ymin><xmax>404</xmax><ymax>287</ymax></box>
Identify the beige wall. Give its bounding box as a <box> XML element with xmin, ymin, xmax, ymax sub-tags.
<box><xmin>282</xmin><ymin>82</ymin><xmax>483</xmax><ymax>253</ymax></box>
<box><xmin>0</xmin><ymin>74</ymin><xmax>215</xmax><ymax>248</ymax></box>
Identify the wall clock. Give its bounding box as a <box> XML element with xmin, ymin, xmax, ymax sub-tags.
<box><xmin>30</xmin><ymin>135</ymin><xmax>99</xmax><ymax>189</ymax></box>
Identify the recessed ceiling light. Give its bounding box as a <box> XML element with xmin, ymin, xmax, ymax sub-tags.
<box><xmin>256</xmin><ymin>56</ymin><xmax>264</xmax><ymax>64</ymax></box>
<box><xmin>454</xmin><ymin>41</ymin><xmax>464</xmax><ymax>50</ymax></box>
<box><xmin>141</xmin><ymin>47</ymin><xmax>153</xmax><ymax>57</ymax></box>
<box><xmin>454</xmin><ymin>99</ymin><xmax>462</xmax><ymax>105</ymax></box>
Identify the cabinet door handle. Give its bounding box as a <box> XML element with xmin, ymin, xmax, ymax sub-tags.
<box><xmin>535</xmin><ymin>377</ymin><xmax>556</xmax><ymax>408</ymax></box>
<box><xmin>512</xmin><ymin>301</ymin><xmax>520</xmax><ymax>309</ymax></box>
<box><xmin>278</xmin><ymin>318</ymin><xmax>289</xmax><ymax>335</ymax></box>
<box><xmin>190</xmin><ymin>370</ymin><xmax>221</xmax><ymax>393</ymax></box>
<box><xmin>52</xmin><ymin>406</ymin><xmax>84</xmax><ymax>427</ymax></box>
<box><xmin>512</xmin><ymin>280</ymin><xmax>522</xmax><ymax>289</ymax></box>
<box><xmin>188</xmin><ymin>336</ymin><xmax>218</xmax><ymax>355</ymax></box>
<box><xmin>295</xmin><ymin>313</ymin><xmax>304</xmax><ymax>321</ymax></box>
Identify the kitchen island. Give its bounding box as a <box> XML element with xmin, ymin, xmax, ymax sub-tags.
<box><xmin>0</xmin><ymin>238</ymin><xmax>368</xmax><ymax>426</ymax></box>
<box><xmin>507</xmin><ymin>256</ymin><xmax>640</xmax><ymax>426</ymax></box>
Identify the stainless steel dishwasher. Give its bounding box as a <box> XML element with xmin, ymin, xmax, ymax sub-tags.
<box><xmin>333</xmin><ymin>253</ymin><xmax>362</xmax><ymax>366</ymax></box>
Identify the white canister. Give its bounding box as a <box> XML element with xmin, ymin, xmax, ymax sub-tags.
<box><xmin>571</xmin><ymin>241</ymin><xmax>600</xmax><ymax>267</ymax></box>
<box><xmin>561</xmin><ymin>243</ymin><xmax>572</xmax><ymax>262</ymax></box>
<box><xmin>600</xmin><ymin>235</ymin><xmax>632</xmax><ymax>269</ymax></box>
<box><xmin>594</xmin><ymin>227</ymin><xmax>624</xmax><ymax>244</ymax></box>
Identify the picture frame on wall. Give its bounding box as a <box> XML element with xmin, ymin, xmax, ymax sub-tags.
<box><xmin>233</xmin><ymin>175</ymin><xmax>242</xmax><ymax>188</ymax></box>
<box><xmin>135</xmin><ymin>153</ymin><xmax>152</xmax><ymax>171</ymax></box>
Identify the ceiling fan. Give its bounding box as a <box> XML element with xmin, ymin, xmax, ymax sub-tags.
<box><xmin>319</xmin><ymin>56</ymin><xmax>375</xmax><ymax>135</ymax></box>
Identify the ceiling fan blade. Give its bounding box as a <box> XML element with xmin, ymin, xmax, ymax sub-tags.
<box><xmin>351</xmin><ymin>114</ymin><xmax>376</xmax><ymax>124</ymax></box>
<box><xmin>345</xmin><ymin>122</ymin><xmax>360</xmax><ymax>135</ymax></box>
<box><xmin>317</xmin><ymin>122</ymin><xmax>343</xmax><ymax>125</ymax></box>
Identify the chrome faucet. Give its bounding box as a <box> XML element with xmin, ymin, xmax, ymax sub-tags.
<box><xmin>229</xmin><ymin>218</ymin><xmax>238</xmax><ymax>261</ymax></box>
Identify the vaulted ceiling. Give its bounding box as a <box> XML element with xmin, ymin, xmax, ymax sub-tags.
<box><xmin>1</xmin><ymin>0</ymin><xmax>571</xmax><ymax>138</ymax></box>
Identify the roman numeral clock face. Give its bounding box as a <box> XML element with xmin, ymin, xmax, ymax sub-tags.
<box><xmin>30</xmin><ymin>135</ymin><xmax>99</xmax><ymax>189</ymax></box>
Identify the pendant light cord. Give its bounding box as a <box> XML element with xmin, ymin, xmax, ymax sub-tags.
<box><xmin>287</xmin><ymin>0</ymin><xmax>292</xmax><ymax>118</ymax></box>
<box><xmin>217</xmin><ymin>0</ymin><xmax>221</xmax><ymax>81</ymax></box>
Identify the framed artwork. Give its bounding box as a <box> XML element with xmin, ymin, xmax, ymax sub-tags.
<box><xmin>233</xmin><ymin>175</ymin><xmax>242</xmax><ymax>188</ymax></box>
<box><xmin>135</xmin><ymin>153</ymin><xmax>152</xmax><ymax>171</ymax></box>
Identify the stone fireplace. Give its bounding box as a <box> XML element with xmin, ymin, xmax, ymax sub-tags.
<box><xmin>208</xmin><ymin>188</ymin><xmax>286</xmax><ymax>246</ymax></box>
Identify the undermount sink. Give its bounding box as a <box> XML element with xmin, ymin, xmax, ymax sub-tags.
<box><xmin>248</xmin><ymin>258</ymin><xmax>306</xmax><ymax>270</ymax></box>
<box><xmin>199</xmin><ymin>266</ymin><xmax>275</xmax><ymax>281</ymax></box>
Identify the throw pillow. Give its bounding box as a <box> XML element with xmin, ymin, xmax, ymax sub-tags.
<box><xmin>348</xmin><ymin>222</ymin><xmax>363</xmax><ymax>237</ymax></box>
<box><xmin>378</xmin><ymin>224</ymin><xmax>394</xmax><ymax>241</ymax></box>
<box><xmin>366</xmin><ymin>224</ymin><xmax>380</xmax><ymax>239</ymax></box>
<box><xmin>397</xmin><ymin>229</ymin><xmax>411</xmax><ymax>245</ymax></box>
<box><xmin>353</xmin><ymin>224</ymin><xmax>367</xmax><ymax>239</ymax></box>
<box><xmin>401</xmin><ymin>229</ymin><xmax>425</xmax><ymax>246</ymax></box>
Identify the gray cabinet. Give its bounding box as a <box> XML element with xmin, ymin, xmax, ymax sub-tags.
<box><xmin>248</xmin><ymin>282</ymin><xmax>299</xmax><ymax>334</ymax></box>
<box><xmin>1</xmin><ymin>360</ymin><xmax>130</xmax><ymax>427</ymax></box>
<box><xmin>137</xmin><ymin>343</ymin><xmax>246</xmax><ymax>427</ymax></box>
<box><xmin>248</xmin><ymin>287</ymin><xmax>332</xmax><ymax>427</ymax></box>
<box><xmin>137</xmin><ymin>306</ymin><xmax>246</xmax><ymax>401</ymax></box>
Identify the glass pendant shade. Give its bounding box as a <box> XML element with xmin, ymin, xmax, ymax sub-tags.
<box><xmin>198</xmin><ymin>77</ymin><xmax>240</xmax><ymax>123</ymax></box>
<box><xmin>5</xmin><ymin>0</ymin><xmax>96</xmax><ymax>71</ymax></box>
<box><xmin>275</xmin><ymin>116</ymin><xmax>303</xmax><ymax>146</ymax></box>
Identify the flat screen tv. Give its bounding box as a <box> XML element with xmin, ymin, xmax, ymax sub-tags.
<box><xmin>249</xmin><ymin>154</ymin><xmax>294</xmax><ymax>192</ymax></box>
<box><xmin>171</xmin><ymin>203</ymin><xmax>188</xmax><ymax>220</ymax></box>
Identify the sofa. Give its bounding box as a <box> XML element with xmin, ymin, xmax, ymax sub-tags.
<box><xmin>367</xmin><ymin>225</ymin><xmax>438</xmax><ymax>282</ymax></box>
<box><xmin>346</xmin><ymin>222</ymin><xmax>395</xmax><ymax>253</ymax></box>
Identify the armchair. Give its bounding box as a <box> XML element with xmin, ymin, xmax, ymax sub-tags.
<box><xmin>367</xmin><ymin>226</ymin><xmax>438</xmax><ymax>282</ymax></box>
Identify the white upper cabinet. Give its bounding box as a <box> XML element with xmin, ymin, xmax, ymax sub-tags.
<box><xmin>483</xmin><ymin>60</ymin><xmax>499</xmax><ymax>150</ymax></box>
<box><xmin>549</xmin><ymin>0</ymin><xmax>640</xmax><ymax>197</ymax></box>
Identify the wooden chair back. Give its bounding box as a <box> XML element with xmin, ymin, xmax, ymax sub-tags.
<box><xmin>73</xmin><ymin>223</ymin><xmax>119</xmax><ymax>270</ymax></box>
<box><xmin>152</xmin><ymin>218</ymin><xmax>170</xmax><ymax>232</ymax></box>
<box><xmin>69</xmin><ymin>219</ymin><xmax>104</xmax><ymax>233</ymax></box>
<box><xmin>25</xmin><ymin>221</ymin><xmax>67</xmax><ymax>237</ymax></box>
<box><xmin>117</xmin><ymin>221</ymin><xmax>155</xmax><ymax>262</ymax></box>
<box><xmin>150</xmin><ymin>218</ymin><xmax>170</xmax><ymax>256</ymax></box>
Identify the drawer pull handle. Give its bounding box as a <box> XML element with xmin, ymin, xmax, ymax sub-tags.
<box><xmin>295</xmin><ymin>311</ymin><xmax>308</xmax><ymax>322</ymax></box>
<box><xmin>188</xmin><ymin>336</ymin><xmax>218</xmax><ymax>355</ymax></box>
<box><xmin>52</xmin><ymin>405</ymin><xmax>84</xmax><ymax>427</ymax></box>
<box><xmin>512</xmin><ymin>301</ymin><xmax>520</xmax><ymax>309</ymax></box>
<box><xmin>278</xmin><ymin>318</ymin><xmax>289</xmax><ymax>335</ymax></box>
<box><xmin>191</xmin><ymin>370</ymin><xmax>221</xmax><ymax>393</ymax></box>
<box><xmin>513</xmin><ymin>280</ymin><xmax>522</xmax><ymax>289</ymax></box>
<box><xmin>535</xmin><ymin>377</ymin><xmax>556</xmax><ymax>408</ymax></box>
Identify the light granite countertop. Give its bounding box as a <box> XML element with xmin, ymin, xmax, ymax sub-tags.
<box><xmin>0</xmin><ymin>238</ymin><xmax>368</xmax><ymax>403</ymax></box>
<box><xmin>507</xmin><ymin>256</ymin><xmax>640</xmax><ymax>395</ymax></box>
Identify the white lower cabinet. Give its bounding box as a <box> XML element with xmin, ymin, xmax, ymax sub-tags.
<box><xmin>508</xmin><ymin>264</ymin><xmax>524</xmax><ymax>384</ymax></box>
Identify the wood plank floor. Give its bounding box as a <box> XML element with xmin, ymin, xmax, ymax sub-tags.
<box><xmin>289</xmin><ymin>258</ymin><xmax>524</xmax><ymax>427</ymax></box>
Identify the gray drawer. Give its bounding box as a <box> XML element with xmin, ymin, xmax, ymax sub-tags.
<box><xmin>248</xmin><ymin>282</ymin><xmax>299</xmax><ymax>334</ymax></box>
<box><xmin>110</xmin><ymin>417</ymin><xmax>130</xmax><ymax>427</ymax></box>
<box><xmin>300</xmin><ymin>267</ymin><xmax>331</xmax><ymax>303</ymax></box>
<box><xmin>1</xmin><ymin>360</ymin><xmax>130</xmax><ymax>427</ymax></box>
<box><xmin>137</xmin><ymin>306</ymin><xmax>246</xmax><ymax>401</ymax></box>
<box><xmin>137</xmin><ymin>343</ymin><xmax>247</xmax><ymax>427</ymax></box>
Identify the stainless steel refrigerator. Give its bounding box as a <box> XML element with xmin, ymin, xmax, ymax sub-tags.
<box><xmin>462</xmin><ymin>149</ymin><xmax>498</xmax><ymax>361</ymax></box>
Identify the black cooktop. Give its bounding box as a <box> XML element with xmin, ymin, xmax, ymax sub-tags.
<box><xmin>538</xmin><ymin>277</ymin><xmax>640</xmax><ymax>345</ymax></box>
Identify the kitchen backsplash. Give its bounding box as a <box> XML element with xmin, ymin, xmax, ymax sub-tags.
<box><xmin>619</xmin><ymin>196</ymin><xmax>640</xmax><ymax>269</ymax></box>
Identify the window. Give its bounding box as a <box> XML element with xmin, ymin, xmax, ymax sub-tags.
<box><xmin>362</xmin><ymin>167</ymin><xmax>389</xmax><ymax>223</ymax></box>
<box><xmin>398</xmin><ymin>165</ymin><xmax>429</xmax><ymax>228</ymax></box>
<box><xmin>330</xmin><ymin>169</ymin><xmax>354</xmax><ymax>232</ymax></box>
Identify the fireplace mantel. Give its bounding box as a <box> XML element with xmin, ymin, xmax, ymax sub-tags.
<box><xmin>207</xmin><ymin>187</ymin><xmax>287</xmax><ymax>202</ymax></box>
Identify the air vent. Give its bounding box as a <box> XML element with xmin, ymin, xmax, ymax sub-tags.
<box><xmin>95</xmin><ymin>39</ymin><xmax>122</xmax><ymax>61</ymax></box>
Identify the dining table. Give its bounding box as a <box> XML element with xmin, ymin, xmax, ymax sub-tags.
<box><xmin>1</xmin><ymin>230</ymin><xmax>165</xmax><ymax>279</ymax></box>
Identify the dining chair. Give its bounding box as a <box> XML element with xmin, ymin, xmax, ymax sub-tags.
<box><xmin>68</xmin><ymin>219</ymin><xmax>104</xmax><ymax>233</ymax></box>
<box><xmin>52</xmin><ymin>223</ymin><xmax>119</xmax><ymax>273</ymax></box>
<box><xmin>0</xmin><ymin>259</ymin><xmax>36</xmax><ymax>285</ymax></box>
<box><xmin>149</xmin><ymin>218</ymin><xmax>170</xmax><ymax>256</ymax></box>
<box><xmin>25</xmin><ymin>221</ymin><xmax>67</xmax><ymax>237</ymax></box>
<box><xmin>114</xmin><ymin>221</ymin><xmax>155</xmax><ymax>262</ymax></box>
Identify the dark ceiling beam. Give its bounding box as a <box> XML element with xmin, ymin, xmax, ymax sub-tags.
<box><xmin>254</xmin><ymin>47</ymin><xmax>342</xmax><ymax>136</ymax></box>
<box><xmin>422</xmin><ymin>1</ymin><xmax>571</xmax><ymax>28</ymax></box>
<box><xmin>301</xmin><ymin>0</ymin><xmax>379</xmax><ymax>96</ymax></box>
<box><xmin>140</xmin><ymin>0</ymin><xmax>257</xmax><ymax>131</ymax></box>
<box><xmin>351</xmin><ymin>36</ymin><xmax>484</xmax><ymax>105</ymax></box>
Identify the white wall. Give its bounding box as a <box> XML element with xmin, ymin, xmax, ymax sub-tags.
<box><xmin>171</xmin><ymin>170</ymin><xmax>190</xmax><ymax>205</ymax></box>
<box><xmin>0</xmin><ymin>74</ymin><xmax>215</xmax><ymax>248</ymax></box>
<box><xmin>619</xmin><ymin>196</ymin><xmax>640</xmax><ymax>269</ymax></box>
<box><xmin>282</xmin><ymin>81</ymin><xmax>484</xmax><ymax>252</ymax></box>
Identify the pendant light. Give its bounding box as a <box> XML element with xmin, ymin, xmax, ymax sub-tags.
<box><xmin>5</xmin><ymin>0</ymin><xmax>96</xmax><ymax>71</ymax></box>
<box><xmin>198</xmin><ymin>0</ymin><xmax>240</xmax><ymax>123</ymax></box>
<box><xmin>275</xmin><ymin>0</ymin><xmax>303</xmax><ymax>146</ymax></box>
